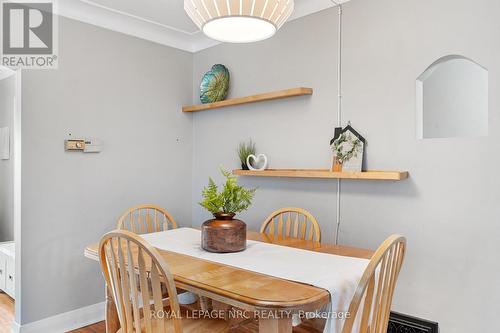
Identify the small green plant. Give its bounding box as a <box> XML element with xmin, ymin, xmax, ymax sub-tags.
<box><xmin>332</xmin><ymin>133</ymin><xmax>362</xmax><ymax>164</ymax></box>
<box><xmin>237</xmin><ymin>139</ymin><xmax>256</xmax><ymax>170</ymax></box>
<box><xmin>200</xmin><ymin>169</ymin><xmax>257</xmax><ymax>215</ymax></box>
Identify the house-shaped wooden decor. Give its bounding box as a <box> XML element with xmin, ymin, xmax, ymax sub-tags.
<box><xmin>330</xmin><ymin>124</ymin><xmax>366</xmax><ymax>172</ymax></box>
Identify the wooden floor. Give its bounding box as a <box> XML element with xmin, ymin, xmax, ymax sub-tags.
<box><xmin>68</xmin><ymin>321</ymin><xmax>106</xmax><ymax>333</ymax></box>
<box><xmin>0</xmin><ymin>292</ymin><xmax>14</xmax><ymax>333</ymax></box>
<box><xmin>0</xmin><ymin>290</ymin><xmax>320</xmax><ymax>333</ymax></box>
<box><xmin>67</xmin><ymin>299</ymin><xmax>323</xmax><ymax>333</ymax></box>
<box><xmin>0</xmin><ymin>289</ymin><xmax>102</xmax><ymax>333</ymax></box>
<box><xmin>69</xmin><ymin>320</ymin><xmax>321</xmax><ymax>333</ymax></box>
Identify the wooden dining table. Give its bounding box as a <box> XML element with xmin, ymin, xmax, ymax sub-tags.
<box><xmin>84</xmin><ymin>229</ymin><xmax>373</xmax><ymax>333</ymax></box>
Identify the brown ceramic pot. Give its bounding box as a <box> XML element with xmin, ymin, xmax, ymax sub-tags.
<box><xmin>201</xmin><ymin>213</ymin><xmax>246</xmax><ymax>253</ymax></box>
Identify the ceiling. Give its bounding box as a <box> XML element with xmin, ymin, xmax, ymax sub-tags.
<box><xmin>58</xmin><ymin>0</ymin><xmax>349</xmax><ymax>52</ymax></box>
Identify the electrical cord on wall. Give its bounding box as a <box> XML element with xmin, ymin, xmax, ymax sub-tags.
<box><xmin>330</xmin><ymin>0</ymin><xmax>343</xmax><ymax>245</ymax></box>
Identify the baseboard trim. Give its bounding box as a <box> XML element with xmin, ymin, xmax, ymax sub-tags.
<box><xmin>10</xmin><ymin>321</ymin><xmax>20</xmax><ymax>333</ymax></box>
<box><xmin>11</xmin><ymin>302</ymin><xmax>105</xmax><ymax>333</ymax></box>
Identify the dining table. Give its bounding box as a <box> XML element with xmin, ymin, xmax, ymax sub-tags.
<box><xmin>84</xmin><ymin>229</ymin><xmax>373</xmax><ymax>333</ymax></box>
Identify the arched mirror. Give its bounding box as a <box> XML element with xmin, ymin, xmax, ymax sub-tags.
<box><xmin>416</xmin><ymin>55</ymin><xmax>488</xmax><ymax>139</ymax></box>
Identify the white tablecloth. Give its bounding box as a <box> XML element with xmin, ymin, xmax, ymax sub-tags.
<box><xmin>142</xmin><ymin>228</ymin><xmax>368</xmax><ymax>333</ymax></box>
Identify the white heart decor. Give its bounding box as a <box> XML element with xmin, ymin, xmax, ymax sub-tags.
<box><xmin>246</xmin><ymin>154</ymin><xmax>268</xmax><ymax>171</ymax></box>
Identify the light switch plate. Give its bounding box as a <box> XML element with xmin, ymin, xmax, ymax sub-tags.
<box><xmin>83</xmin><ymin>139</ymin><xmax>102</xmax><ymax>153</ymax></box>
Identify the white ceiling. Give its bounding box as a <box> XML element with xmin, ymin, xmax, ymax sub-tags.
<box><xmin>58</xmin><ymin>0</ymin><xmax>349</xmax><ymax>53</ymax></box>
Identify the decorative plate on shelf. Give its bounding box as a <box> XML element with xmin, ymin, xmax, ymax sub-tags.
<box><xmin>200</xmin><ymin>64</ymin><xmax>230</xmax><ymax>104</ymax></box>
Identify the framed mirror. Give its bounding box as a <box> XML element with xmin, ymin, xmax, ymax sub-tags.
<box><xmin>416</xmin><ymin>55</ymin><xmax>488</xmax><ymax>139</ymax></box>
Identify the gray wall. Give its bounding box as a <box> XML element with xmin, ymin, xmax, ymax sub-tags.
<box><xmin>192</xmin><ymin>9</ymin><xmax>340</xmax><ymax>242</ymax></box>
<box><xmin>192</xmin><ymin>0</ymin><xmax>500</xmax><ymax>332</ymax></box>
<box><xmin>0</xmin><ymin>75</ymin><xmax>15</xmax><ymax>242</ymax></box>
<box><xmin>20</xmin><ymin>17</ymin><xmax>193</xmax><ymax>324</ymax></box>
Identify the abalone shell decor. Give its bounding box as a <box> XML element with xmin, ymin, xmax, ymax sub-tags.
<box><xmin>200</xmin><ymin>64</ymin><xmax>230</xmax><ymax>104</ymax></box>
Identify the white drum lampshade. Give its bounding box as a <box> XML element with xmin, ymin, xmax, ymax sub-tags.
<box><xmin>184</xmin><ymin>0</ymin><xmax>295</xmax><ymax>43</ymax></box>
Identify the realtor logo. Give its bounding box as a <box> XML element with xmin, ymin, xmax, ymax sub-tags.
<box><xmin>1</xmin><ymin>1</ymin><xmax>58</xmax><ymax>69</ymax></box>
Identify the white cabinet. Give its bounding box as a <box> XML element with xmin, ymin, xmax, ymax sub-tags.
<box><xmin>5</xmin><ymin>256</ymin><xmax>14</xmax><ymax>298</ymax></box>
<box><xmin>0</xmin><ymin>252</ymin><xmax>6</xmax><ymax>291</ymax></box>
<box><xmin>0</xmin><ymin>242</ymin><xmax>14</xmax><ymax>299</ymax></box>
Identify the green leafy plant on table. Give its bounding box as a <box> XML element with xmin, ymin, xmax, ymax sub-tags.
<box><xmin>200</xmin><ymin>168</ymin><xmax>256</xmax><ymax>215</ymax></box>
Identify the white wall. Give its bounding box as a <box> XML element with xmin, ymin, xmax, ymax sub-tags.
<box><xmin>192</xmin><ymin>0</ymin><xmax>500</xmax><ymax>332</ymax></box>
<box><xmin>0</xmin><ymin>74</ymin><xmax>15</xmax><ymax>242</ymax></box>
<box><xmin>20</xmin><ymin>17</ymin><xmax>193</xmax><ymax>324</ymax></box>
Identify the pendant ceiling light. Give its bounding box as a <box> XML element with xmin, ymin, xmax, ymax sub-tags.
<box><xmin>184</xmin><ymin>0</ymin><xmax>295</xmax><ymax>43</ymax></box>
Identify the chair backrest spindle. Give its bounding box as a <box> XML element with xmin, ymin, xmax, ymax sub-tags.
<box><xmin>117</xmin><ymin>204</ymin><xmax>178</xmax><ymax>234</ymax></box>
<box><xmin>99</xmin><ymin>230</ymin><xmax>183</xmax><ymax>333</ymax></box>
<box><xmin>342</xmin><ymin>235</ymin><xmax>406</xmax><ymax>333</ymax></box>
<box><xmin>260</xmin><ymin>207</ymin><xmax>321</xmax><ymax>242</ymax></box>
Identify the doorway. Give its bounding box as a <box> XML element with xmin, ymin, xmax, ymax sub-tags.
<box><xmin>0</xmin><ymin>66</ymin><xmax>20</xmax><ymax>332</ymax></box>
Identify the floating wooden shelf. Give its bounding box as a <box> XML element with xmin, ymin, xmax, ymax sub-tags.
<box><xmin>182</xmin><ymin>87</ymin><xmax>313</xmax><ymax>112</ymax></box>
<box><xmin>233</xmin><ymin>169</ymin><xmax>409</xmax><ymax>181</ymax></box>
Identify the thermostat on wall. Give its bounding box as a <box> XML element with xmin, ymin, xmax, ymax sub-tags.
<box><xmin>65</xmin><ymin>139</ymin><xmax>102</xmax><ymax>153</ymax></box>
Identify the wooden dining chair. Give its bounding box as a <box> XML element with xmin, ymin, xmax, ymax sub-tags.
<box><xmin>260</xmin><ymin>207</ymin><xmax>321</xmax><ymax>242</ymax></box>
<box><xmin>341</xmin><ymin>235</ymin><xmax>406</xmax><ymax>333</ymax></box>
<box><xmin>117</xmin><ymin>205</ymin><xmax>198</xmax><ymax>307</ymax></box>
<box><xmin>117</xmin><ymin>204</ymin><xmax>178</xmax><ymax>234</ymax></box>
<box><xmin>99</xmin><ymin>230</ymin><xmax>228</xmax><ymax>333</ymax></box>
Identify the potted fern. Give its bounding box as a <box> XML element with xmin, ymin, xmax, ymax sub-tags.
<box><xmin>199</xmin><ymin>169</ymin><xmax>256</xmax><ymax>253</ymax></box>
